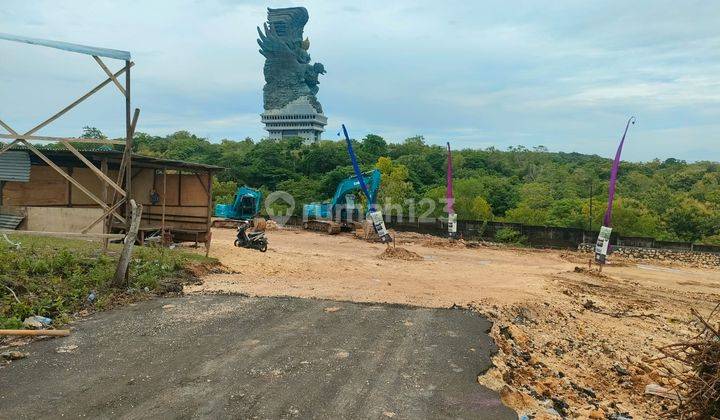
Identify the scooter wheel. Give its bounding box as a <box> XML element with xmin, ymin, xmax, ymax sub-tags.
<box><xmin>259</xmin><ymin>242</ymin><xmax>268</xmax><ymax>252</ymax></box>
<box><xmin>234</xmin><ymin>239</ymin><xmax>240</xmax><ymax>247</ymax></box>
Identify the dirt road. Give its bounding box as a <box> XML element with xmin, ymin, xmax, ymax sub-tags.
<box><xmin>190</xmin><ymin>227</ymin><xmax>575</xmax><ymax>307</ymax></box>
<box><xmin>191</xmin><ymin>227</ymin><xmax>720</xmax><ymax>418</ymax></box>
<box><xmin>0</xmin><ymin>295</ymin><xmax>514</xmax><ymax>419</ymax></box>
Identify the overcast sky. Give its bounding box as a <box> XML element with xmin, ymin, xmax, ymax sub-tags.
<box><xmin>1</xmin><ymin>1</ymin><xmax>719</xmax><ymax>162</ymax></box>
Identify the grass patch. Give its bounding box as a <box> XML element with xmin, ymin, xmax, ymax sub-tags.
<box><xmin>0</xmin><ymin>234</ymin><xmax>216</xmax><ymax>329</ymax></box>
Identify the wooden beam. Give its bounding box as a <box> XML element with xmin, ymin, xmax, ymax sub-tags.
<box><xmin>24</xmin><ymin>62</ymin><xmax>134</xmax><ymax>137</ymax></box>
<box><xmin>162</xmin><ymin>168</ymin><xmax>167</xmax><ymax>233</ymax></box>
<box><xmin>205</xmin><ymin>171</ymin><xmax>213</xmax><ymax>257</ymax></box>
<box><xmin>195</xmin><ymin>173</ymin><xmax>209</xmax><ymax>197</ymax></box>
<box><xmin>0</xmin><ymin>139</ymin><xmax>20</xmax><ymax>157</ymax></box>
<box><xmin>0</xmin><ymin>134</ymin><xmax>124</xmax><ymax>145</ymax></box>
<box><xmin>0</xmin><ymin>230</ymin><xmax>125</xmax><ymax>240</ymax></box>
<box><xmin>178</xmin><ymin>171</ymin><xmax>182</xmax><ymax>206</ymax></box>
<box><xmin>101</xmin><ymin>158</ymin><xmax>109</xmax><ymax>251</ymax></box>
<box><xmin>67</xmin><ymin>167</ymin><xmax>73</xmax><ymax>207</ymax></box>
<box><xmin>92</xmin><ymin>55</ymin><xmax>126</xmax><ymax>96</ymax></box>
<box><xmin>19</xmin><ymin>140</ymin><xmax>126</xmax><ymax>224</ymax></box>
<box><xmin>61</xmin><ymin>141</ymin><xmax>126</xmax><ymax>197</ymax></box>
<box><xmin>111</xmin><ymin>108</ymin><xmax>139</xmax><ymax>216</ymax></box>
<box><xmin>0</xmin><ymin>329</ymin><xmax>70</xmax><ymax>337</ymax></box>
<box><xmin>0</xmin><ymin>118</ymin><xmax>18</xmax><ymax>135</ymax></box>
<box><xmin>81</xmin><ymin>198</ymin><xmax>125</xmax><ymax>234</ymax></box>
<box><xmin>124</xmin><ymin>62</ymin><xmax>133</xmax><ymax>223</ymax></box>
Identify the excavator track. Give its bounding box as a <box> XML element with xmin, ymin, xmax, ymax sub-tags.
<box><xmin>302</xmin><ymin>220</ymin><xmax>341</xmax><ymax>234</ymax></box>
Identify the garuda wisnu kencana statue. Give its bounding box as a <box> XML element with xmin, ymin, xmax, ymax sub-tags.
<box><xmin>257</xmin><ymin>7</ymin><xmax>325</xmax><ymax>113</ymax></box>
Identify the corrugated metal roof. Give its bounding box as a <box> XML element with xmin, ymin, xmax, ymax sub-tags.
<box><xmin>0</xmin><ymin>33</ymin><xmax>131</xmax><ymax>61</ymax></box>
<box><xmin>0</xmin><ymin>151</ymin><xmax>30</xmax><ymax>182</ymax></box>
<box><xmin>8</xmin><ymin>146</ymin><xmax>224</xmax><ymax>172</ymax></box>
<box><xmin>0</xmin><ymin>214</ymin><xmax>24</xmax><ymax>230</ymax></box>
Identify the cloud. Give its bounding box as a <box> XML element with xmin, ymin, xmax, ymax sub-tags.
<box><xmin>0</xmin><ymin>0</ymin><xmax>719</xmax><ymax>161</ymax></box>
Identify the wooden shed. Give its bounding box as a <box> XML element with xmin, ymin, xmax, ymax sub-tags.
<box><xmin>0</xmin><ymin>147</ymin><xmax>222</xmax><ymax>246</ymax></box>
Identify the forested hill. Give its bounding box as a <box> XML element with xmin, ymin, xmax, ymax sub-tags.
<box><xmin>131</xmin><ymin>130</ymin><xmax>720</xmax><ymax>244</ymax></box>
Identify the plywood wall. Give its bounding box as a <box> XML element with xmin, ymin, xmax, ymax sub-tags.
<box><xmin>26</xmin><ymin>207</ymin><xmax>104</xmax><ymax>233</ymax></box>
<box><xmin>4</xmin><ymin>166</ymin><xmax>68</xmax><ymax>205</ymax></box>
<box><xmin>139</xmin><ymin>171</ymin><xmax>210</xmax><ymax>232</ymax></box>
<box><xmin>4</xmin><ymin>164</ymin><xmax>212</xmax><ymax>236</ymax></box>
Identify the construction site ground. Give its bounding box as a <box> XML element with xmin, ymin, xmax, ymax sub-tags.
<box><xmin>189</xmin><ymin>226</ymin><xmax>720</xmax><ymax>419</ymax></box>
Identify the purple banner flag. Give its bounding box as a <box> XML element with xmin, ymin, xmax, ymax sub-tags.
<box><xmin>446</xmin><ymin>142</ymin><xmax>454</xmax><ymax>214</ymax></box>
<box><xmin>603</xmin><ymin>117</ymin><xmax>636</xmax><ymax>227</ymax></box>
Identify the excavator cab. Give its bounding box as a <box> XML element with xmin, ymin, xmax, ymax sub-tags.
<box><xmin>214</xmin><ymin>186</ymin><xmax>263</xmax><ymax>221</ymax></box>
<box><xmin>302</xmin><ymin>170</ymin><xmax>381</xmax><ymax>234</ymax></box>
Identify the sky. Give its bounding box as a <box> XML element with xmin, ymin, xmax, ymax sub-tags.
<box><xmin>1</xmin><ymin>0</ymin><xmax>719</xmax><ymax>162</ymax></box>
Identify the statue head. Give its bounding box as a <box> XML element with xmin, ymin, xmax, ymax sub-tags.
<box><xmin>267</xmin><ymin>7</ymin><xmax>309</xmax><ymax>42</ymax></box>
<box><xmin>313</xmin><ymin>63</ymin><xmax>326</xmax><ymax>75</ymax></box>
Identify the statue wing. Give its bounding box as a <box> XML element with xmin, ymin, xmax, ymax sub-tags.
<box><xmin>257</xmin><ymin>23</ymin><xmax>293</xmax><ymax>59</ymax></box>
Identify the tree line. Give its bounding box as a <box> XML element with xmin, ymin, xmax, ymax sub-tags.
<box><xmin>126</xmin><ymin>130</ymin><xmax>720</xmax><ymax>244</ymax></box>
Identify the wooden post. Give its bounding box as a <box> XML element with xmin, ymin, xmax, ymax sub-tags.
<box><xmin>124</xmin><ymin>60</ymin><xmax>133</xmax><ymax>222</ymax></box>
<box><xmin>101</xmin><ymin>159</ymin><xmax>109</xmax><ymax>251</ymax></box>
<box><xmin>205</xmin><ymin>171</ymin><xmax>213</xmax><ymax>257</ymax></box>
<box><xmin>67</xmin><ymin>167</ymin><xmax>73</xmax><ymax>207</ymax></box>
<box><xmin>161</xmin><ymin>168</ymin><xmax>167</xmax><ymax>233</ymax></box>
<box><xmin>113</xmin><ymin>199</ymin><xmax>142</xmax><ymax>287</ymax></box>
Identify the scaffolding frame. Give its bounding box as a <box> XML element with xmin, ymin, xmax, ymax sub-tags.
<box><xmin>0</xmin><ymin>33</ymin><xmax>140</xmax><ymax>240</ymax></box>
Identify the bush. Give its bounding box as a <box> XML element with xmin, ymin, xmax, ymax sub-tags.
<box><xmin>495</xmin><ymin>227</ymin><xmax>527</xmax><ymax>245</ymax></box>
<box><xmin>0</xmin><ymin>234</ymin><xmax>213</xmax><ymax>328</ymax></box>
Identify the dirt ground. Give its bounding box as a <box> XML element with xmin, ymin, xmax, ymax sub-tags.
<box><xmin>189</xmin><ymin>227</ymin><xmax>720</xmax><ymax>419</ymax></box>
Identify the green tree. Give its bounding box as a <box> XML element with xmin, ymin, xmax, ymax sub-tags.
<box><xmin>80</xmin><ymin>126</ymin><xmax>107</xmax><ymax>139</ymax></box>
<box><xmin>375</xmin><ymin>157</ymin><xmax>413</xmax><ymax>209</ymax></box>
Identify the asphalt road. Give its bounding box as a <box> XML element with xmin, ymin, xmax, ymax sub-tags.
<box><xmin>0</xmin><ymin>295</ymin><xmax>514</xmax><ymax>419</ymax></box>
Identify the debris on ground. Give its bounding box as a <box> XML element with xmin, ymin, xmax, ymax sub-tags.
<box><xmin>393</xmin><ymin>231</ymin><xmax>469</xmax><ymax>249</ymax></box>
<box><xmin>264</xmin><ymin>219</ymin><xmax>280</xmax><ymax>231</ymax></box>
<box><xmin>323</xmin><ymin>306</ymin><xmax>341</xmax><ymax>313</ymax></box>
<box><xmin>1</xmin><ymin>350</ymin><xmax>27</xmax><ymax>360</ymax></box>
<box><xmin>475</xmin><ymin>267</ymin><xmax>719</xmax><ymax>419</ymax></box>
<box><xmin>644</xmin><ymin>383</ymin><xmax>678</xmax><ymax>400</ymax></box>
<box><xmin>378</xmin><ymin>246</ymin><xmax>423</xmax><ymax>261</ymax></box>
<box><xmin>573</xmin><ymin>266</ymin><xmax>608</xmax><ymax>278</ymax></box>
<box><xmin>22</xmin><ymin>316</ymin><xmax>52</xmax><ymax>329</ymax></box>
<box><xmin>651</xmin><ymin>303</ymin><xmax>720</xmax><ymax>418</ymax></box>
<box><xmin>56</xmin><ymin>344</ymin><xmax>79</xmax><ymax>354</ymax></box>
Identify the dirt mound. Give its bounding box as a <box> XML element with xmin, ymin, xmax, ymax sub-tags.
<box><xmin>394</xmin><ymin>231</ymin><xmax>465</xmax><ymax>249</ymax></box>
<box><xmin>264</xmin><ymin>219</ymin><xmax>280</xmax><ymax>231</ymax></box>
<box><xmin>253</xmin><ymin>218</ymin><xmax>267</xmax><ymax>231</ymax></box>
<box><xmin>378</xmin><ymin>246</ymin><xmax>423</xmax><ymax>261</ymax></box>
<box><xmin>573</xmin><ymin>265</ymin><xmax>609</xmax><ymax>278</ymax></box>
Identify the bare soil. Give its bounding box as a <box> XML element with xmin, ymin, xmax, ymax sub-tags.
<box><xmin>189</xmin><ymin>227</ymin><xmax>720</xmax><ymax>419</ymax></box>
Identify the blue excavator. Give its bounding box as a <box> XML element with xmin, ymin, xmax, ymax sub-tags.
<box><xmin>214</xmin><ymin>186</ymin><xmax>263</xmax><ymax>227</ymax></box>
<box><xmin>302</xmin><ymin>169</ymin><xmax>381</xmax><ymax>234</ymax></box>
<box><xmin>302</xmin><ymin>124</ymin><xmax>391</xmax><ymax>242</ymax></box>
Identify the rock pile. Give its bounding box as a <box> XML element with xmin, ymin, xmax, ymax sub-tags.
<box><xmin>578</xmin><ymin>244</ymin><xmax>720</xmax><ymax>269</ymax></box>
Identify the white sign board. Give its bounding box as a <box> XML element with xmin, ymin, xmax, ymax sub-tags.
<box><xmin>368</xmin><ymin>210</ymin><xmax>390</xmax><ymax>240</ymax></box>
<box><xmin>594</xmin><ymin>226</ymin><xmax>612</xmax><ymax>264</ymax></box>
<box><xmin>448</xmin><ymin>213</ymin><xmax>457</xmax><ymax>234</ymax></box>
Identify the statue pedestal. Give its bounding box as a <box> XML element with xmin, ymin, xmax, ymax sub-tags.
<box><xmin>261</xmin><ymin>97</ymin><xmax>327</xmax><ymax>142</ymax></box>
